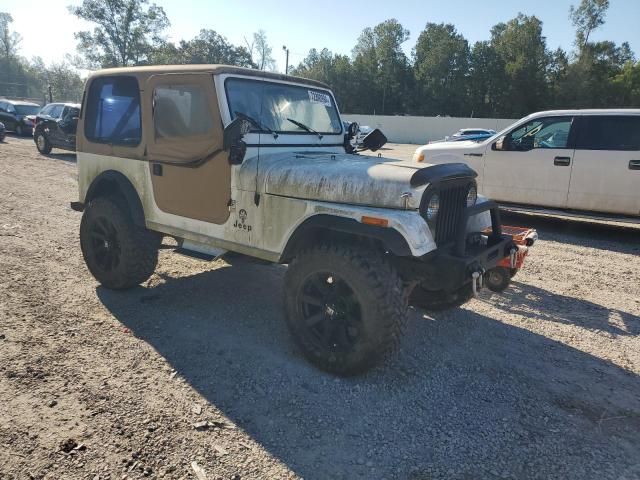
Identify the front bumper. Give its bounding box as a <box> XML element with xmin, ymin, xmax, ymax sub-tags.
<box><xmin>438</xmin><ymin>200</ymin><xmax>514</xmax><ymax>291</ymax></box>
<box><xmin>401</xmin><ymin>200</ymin><xmax>515</xmax><ymax>292</ymax></box>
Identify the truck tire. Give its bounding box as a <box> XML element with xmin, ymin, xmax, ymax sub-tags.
<box><xmin>409</xmin><ymin>283</ymin><xmax>474</xmax><ymax>312</ymax></box>
<box><xmin>35</xmin><ymin>131</ymin><xmax>52</xmax><ymax>154</ymax></box>
<box><xmin>284</xmin><ymin>244</ymin><xmax>408</xmax><ymax>376</ymax></box>
<box><xmin>80</xmin><ymin>196</ymin><xmax>159</xmax><ymax>290</ymax></box>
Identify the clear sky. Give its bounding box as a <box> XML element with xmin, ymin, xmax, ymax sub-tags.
<box><xmin>2</xmin><ymin>0</ymin><xmax>639</xmax><ymax>73</ymax></box>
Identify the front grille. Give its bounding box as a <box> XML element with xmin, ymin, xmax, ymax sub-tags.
<box><xmin>422</xmin><ymin>182</ymin><xmax>471</xmax><ymax>246</ymax></box>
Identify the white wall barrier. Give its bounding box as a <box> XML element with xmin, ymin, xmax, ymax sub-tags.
<box><xmin>342</xmin><ymin>114</ymin><xmax>517</xmax><ymax>145</ymax></box>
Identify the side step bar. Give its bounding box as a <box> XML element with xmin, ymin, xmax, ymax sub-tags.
<box><xmin>174</xmin><ymin>240</ymin><xmax>227</xmax><ymax>261</ymax></box>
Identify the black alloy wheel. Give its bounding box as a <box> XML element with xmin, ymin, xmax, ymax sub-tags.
<box><xmin>88</xmin><ymin>216</ymin><xmax>122</xmax><ymax>273</ymax></box>
<box><xmin>298</xmin><ymin>272</ymin><xmax>363</xmax><ymax>354</ymax></box>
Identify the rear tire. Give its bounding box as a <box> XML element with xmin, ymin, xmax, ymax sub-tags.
<box><xmin>35</xmin><ymin>131</ymin><xmax>52</xmax><ymax>154</ymax></box>
<box><xmin>284</xmin><ymin>244</ymin><xmax>408</xmax><ymax>376</ymax></box>
<box><xmin>409</xmin><ymin>283</ymin><xmax>474</xmax><ymax>312</ymax></box>
<box><xmin>80</xmin><ymin>196</ymin><xmax>159</xmax><ymax>290</ymax></box>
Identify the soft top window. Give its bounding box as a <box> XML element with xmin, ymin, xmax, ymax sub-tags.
<box><xmin>153</xmin><ymin>84</ymin><xmax>214</xmax><ymax>139</ymax></box>
<box><xmin>84</xmin><ymin>76</ymin><xmax>141</xmax><ymax>146</ymax></box>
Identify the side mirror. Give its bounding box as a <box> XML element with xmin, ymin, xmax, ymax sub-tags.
<box><xmin>492</xmin><ymin>136</ymin><xmax>506</xmax><ymax>151</ymax></box>
<box><xmin>223</xmin><ymin>117</ymin><xmax>252</xmax><ymax>165</ymax></box>
<box><xmin>361</xmin><ymin>128</ymin><xmax>387</xmax><ymax>152</ymax></box>
<box><xmin>347</xmin><ymin>121</ymin><xmax>359</xmax><ymax>138</ymax></box>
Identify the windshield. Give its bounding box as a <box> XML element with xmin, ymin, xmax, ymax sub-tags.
<box><xmin>15</xmin><ymin>105</ymin><xmax>40</xmax><ymax>115</ymax></box>
<box><xmin>225</xmin><ymin>78</ymin><xmax>342</xmax><ymax>135</ymax></box>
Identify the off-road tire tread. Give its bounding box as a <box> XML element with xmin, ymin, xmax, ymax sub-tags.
<box><xmin>35</xmin><ymin>131</ymin><xmax>52</xmax><ymax>154</ymax></box>
<box><xmin>284</xmin><ymin>243</ymin><xmax>408</xmax><ymax>376</ymax></box>
<box><xmin>80</xmin><ymin>196</ymin><xmax>158</xmax><ymax>290</ymax></box>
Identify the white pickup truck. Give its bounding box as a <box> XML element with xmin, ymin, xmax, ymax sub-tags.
<box><xmin>413</xmin><ymin>109</ymin><xmax>640</xmax><ymax>219</ymax></box>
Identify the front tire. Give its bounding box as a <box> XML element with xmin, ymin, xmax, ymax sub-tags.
<box><xmin>80</xmin><ymin>197</ymin><xmax>159</xmax><ymax>290</ymax></box>
<box><xmin>284</xmin><ymin>244</ymin><xmax>408</xmax><ymax>376</ymax></box>
<box><xmin>35</xmin><ymin>131</ymin><xmax>52</xmax><ymax>154</ymax></box>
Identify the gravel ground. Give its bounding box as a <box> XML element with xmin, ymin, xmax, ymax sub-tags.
<box><xmin>1</xmin><ymin>134</ymin><xmax>639</xmax><ymax>480</ymax></box>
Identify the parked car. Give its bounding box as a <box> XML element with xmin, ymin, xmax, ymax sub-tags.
<box><xmin>451</xmin><ymin>128</ymin><xmax>496</xmax><ymax>139</ymax></box>
<box><xmin>429</xmin><ymin>128</ymin><xmax>497</xmax><ymax>144</ymax></box>
<box><xmin>71</xmin><ymin>65</ymin><xmax>515</xmax><ymax>375</ymax></box>
<box><xmin>448</xmin><ymin>128</ymin><xmax>496</xmax><ymax>142</ymax></box>
<box><xmin>33</xmin><ymin>103</ymin><xmax>80</xmax><ymax>154</ymax></box>
<box><xmin>0</xmin><ymin>122</ymin><xmax>5</xmax><ymax>142</ymax></box>
<box><xmin>0</xmin><ymin>99</ymin><xmax>40</xmax><ymax>136</ymax></box>
<box><xmin>413</xmin><ymin>109</ymin><xmax>640</xmax><ymax>218</ymax></box>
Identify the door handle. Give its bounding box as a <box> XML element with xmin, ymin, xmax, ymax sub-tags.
<box><xmin>554</xmin><ymin>156</ymin><xmax>571</xmax><ymax>166</ymax></box>
<box><xmin>629</xmin><ymin>160</ymin><xmax>640</xmax><ymax>170</ymax></box>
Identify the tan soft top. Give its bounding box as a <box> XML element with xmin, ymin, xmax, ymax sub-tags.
<box><xmin>88</xmin><ymin>64</ymin><xmax>330</xmax><ymax>89</ymax></box>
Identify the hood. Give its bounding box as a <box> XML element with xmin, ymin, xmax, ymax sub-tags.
<box><xmin>253</xmin><ymin>152</ymin><xmax>437</xmax><ymax>209</ymax></box>
<box><xmin>415</xmin><ymin>138</ymin><xmax>490</xmax><ymax>163</ymax></box>
<box><xmin>422</xmin><ymin>139</ymin><xmax>487</xmax><ymax>150</ymax></box>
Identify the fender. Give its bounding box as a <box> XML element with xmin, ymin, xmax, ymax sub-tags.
<box><xmin>281</xmin><ymin>214</ymin><xmax>412</xmax><ymax>263</ymax></box>
<box><xmin>78</xmin><ymin>170</ymin><xmax>146</xmax><ymax>228</ymax></box>
<box><xmin>410</xmin><ymin>163</ymin><xmax>477</xmax><ymax>188</ymax></box>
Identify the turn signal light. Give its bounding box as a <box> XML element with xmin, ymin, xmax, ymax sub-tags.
<box><xmin>361</xmin><ymin>216</ymin><xmax>389</xmax><ymax>227</ymax></box>
<box><xmin>416</xmin><ymin>152</ymin><xmax>425</xmax><ymax>162</ymax></box>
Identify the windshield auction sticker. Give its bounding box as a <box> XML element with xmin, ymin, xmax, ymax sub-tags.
<box><xmin>308</xmin><ymin>90</ymin><xmax>332</xmax><ymax>107</ymax></box>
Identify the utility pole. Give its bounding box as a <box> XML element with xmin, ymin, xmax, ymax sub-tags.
<box><xmin>282</xmin><ymin>45</ymin><xmax>289</xmax><ymax>75</ymax></box>
<box><xmin>48</xmin><ymin>85</ymin><xmax>52</xmax><ymax>103</ymax></box>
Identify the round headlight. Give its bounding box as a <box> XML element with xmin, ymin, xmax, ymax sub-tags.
<box><xmin>426</xmin><ymin>193</ymin><xmax>440</xmax><ymax>221</ymax></box>
<box><xmin>466</xmin><ymin>184</ymin><xmax>478</xmax><ymax>207</ymax></box>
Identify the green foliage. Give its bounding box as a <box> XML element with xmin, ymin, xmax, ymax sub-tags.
<box><xmin>570</xmin><ymin>0</ymin><xmax>609</xmax><ymax>49</ymax></box>
<box><xmin>245</xmin><ymin>30</ymin><xmax>276</xmax><ymax>71</ymax></box>
<box><xmin>489</xmin><ymin>14</ymin><xmax>551</xmax><ymax>116</ymax></box>
<box><xmin>0</xmin><ymin>12</ymin><xmax>82</xmax><ymax>102</ymax></box>
<box><xmin>292</xmin><ymin>6</ymin><xmax>638</xmax><ymax>116</ymax></box>
<box><xmin>351</xmin><ymin>19</ymin><xmax>411</xmax><ymax>114</ymax></box>
<box><xmin>413</xmin><ymin>23</ymin><xmax>469</xmax><ymax>116</ymax></box>
<box><xmin>2</xmin><ymin>0</ymin><xmax>638</xmax><ymax>118</ymax></box>
<box><xmin>150</xmin><ymin>29</ymin><xmax>254</xmax><ymax>67</ymax></box>
<box><xmin>69</xmin><ymin>0</ymin><xmax>170</xmax><ymax>68</ymax></box>
<box><xmin>0</xmin><ymin>12</ymin><xmax>21</xmax><ymax>59</ymax></box>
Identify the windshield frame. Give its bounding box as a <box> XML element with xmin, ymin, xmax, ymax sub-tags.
<box><xmin>223</xmin><ymin>77</ymin><xmax>344</xmax><ymax>137</ymax></box>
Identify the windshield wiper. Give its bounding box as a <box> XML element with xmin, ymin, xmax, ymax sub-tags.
<box><xmin>234</xmin><ymin>111</ymin><xmax>278</xmax><ymax>139</ymax></box>
<box><xmin>287</xmin><ymin>118</ymin><xmax>323</xmax><ymax>139</ymax></box>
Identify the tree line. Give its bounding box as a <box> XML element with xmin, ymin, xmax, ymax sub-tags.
<box><xmin>1</xmin><ymin>0</ymin><xmax>638</xmax><ymax>119</ymax></box>
<box><xmin>291</xmin><ymin>0</ymin><xmax>639</xmax><ymax>117</ymax></box>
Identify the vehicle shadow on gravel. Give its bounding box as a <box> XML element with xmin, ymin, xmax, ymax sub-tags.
<box><xmin>43</xmin><ymin>152</ymin><xmax>77</xmax><ymax>163</ymax></box>
<box><xmin>491</xmin><ymin>281</ymin><xmax>640</xmax><ymax>337</ymax></box>
<box><xmin>97</xmin><ymin>263</ymin><xmax>640</xmax><ymax>480</ymax></box>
